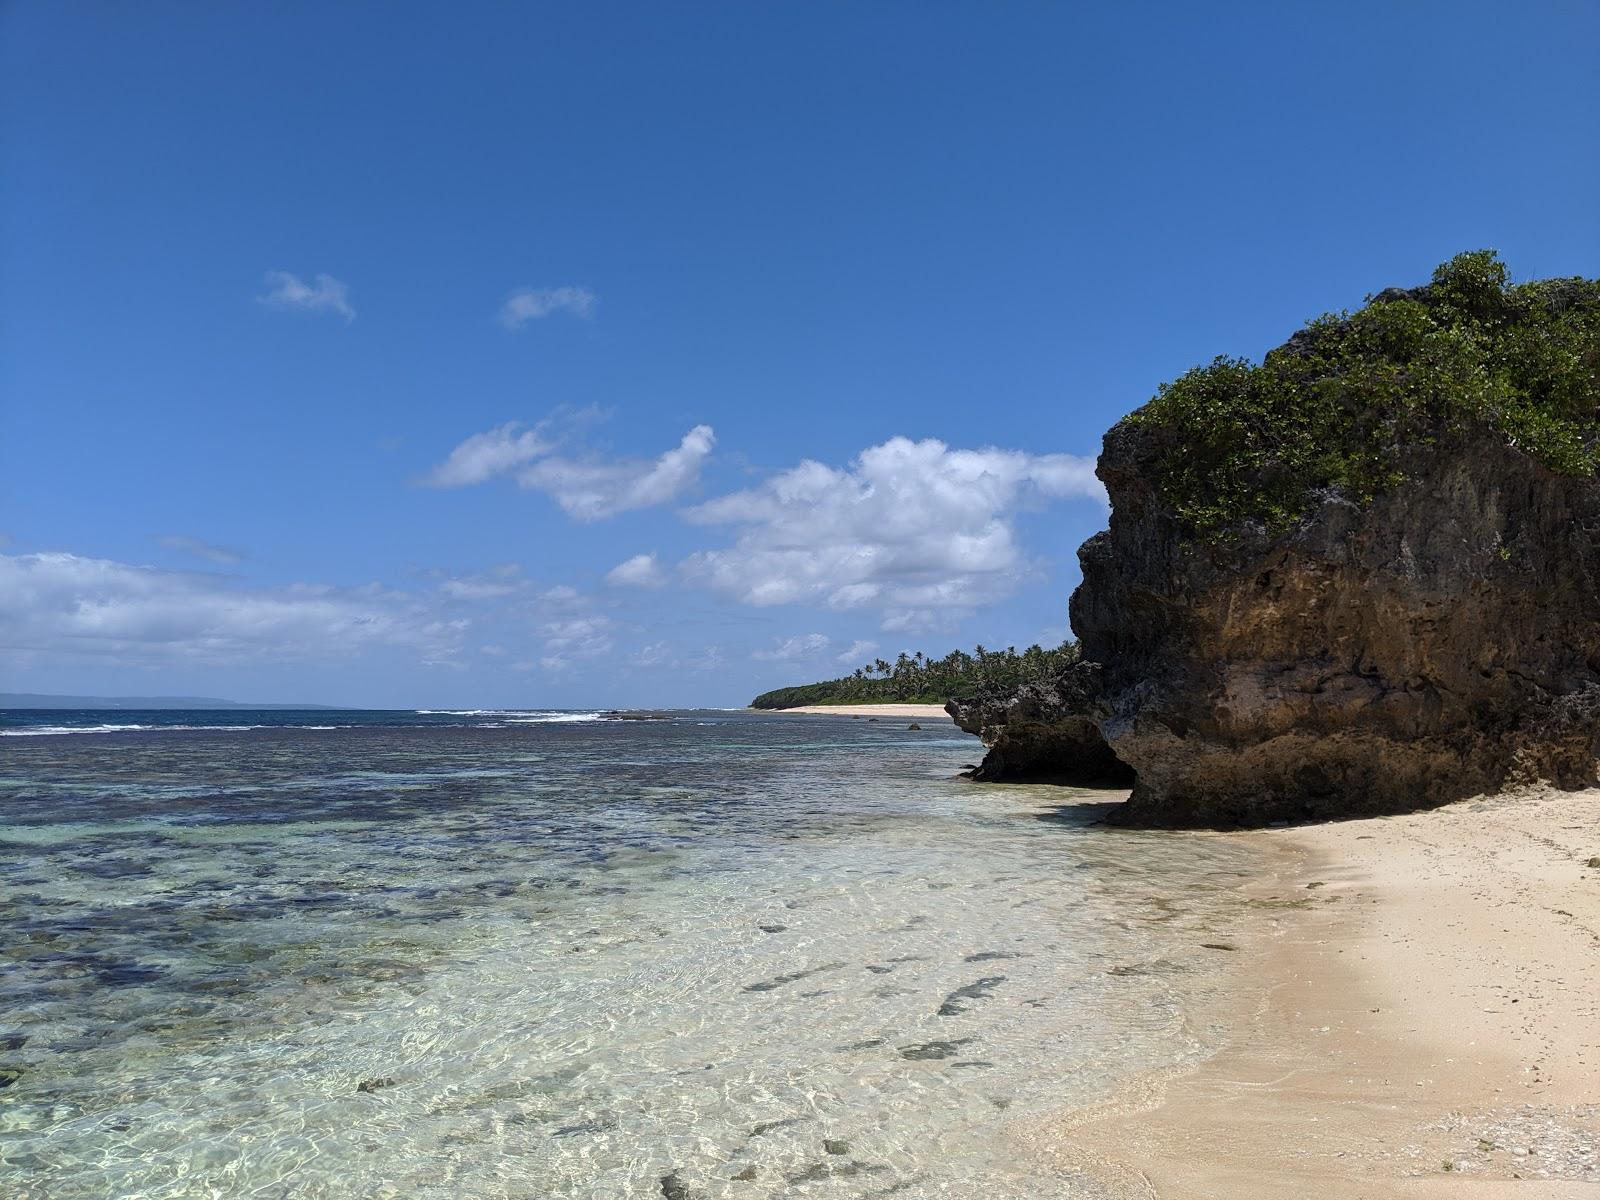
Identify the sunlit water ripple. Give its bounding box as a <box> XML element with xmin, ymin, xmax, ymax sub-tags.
<box><xmin>0</xmin><ymin>710</ymin><xmax>1257</xmax><ymax>1198</ymax></box>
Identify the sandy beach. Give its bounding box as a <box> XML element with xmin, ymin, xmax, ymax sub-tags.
<box><xmin>761</xmin><ymin>703</ymin><xmax>954</xmax><ymax>720</ymax></box>
<box><xmin>751</xmin><ymin>711</ymin><xmax>1600</xmax><ymax>1192</ymax></box>
<box><xmin>768</xmin><ymin>709</ymin><xmax>1600</xmax><ymax>1194</ymax></box>
<box><xmin>1028</xmin><ymin>786</ymin><xmax>1600</xmax><ymax>1196</ymax></box>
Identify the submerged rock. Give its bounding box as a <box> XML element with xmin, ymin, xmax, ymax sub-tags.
<box><xmin>742</xmin><ymin>963</ymin><xmax>842</xmax><ymax>992</ymax></box>
<box><xmin>954</xmin><ymin>253</ymin><xmax>1600</xmax><ymax>825</ymax></box>
<box><xmin>786</xmin><ymin>1159</ymin><xmax>886</xmax><ymax>1184</ymax></box>
<box><xmin>936</xmin><ymin>975</ymin><xmax>1006</xmax><ymax>1017</ymax></box>
<box><xmin>750</xmin><ymin>1117</ymin><xmax>804</xmax><ymax>1136</ymax></box>
<box><xmin>897</xmin><ymin>1038</ymin><xmax>971</xmax><ymax>1060</ymax></box>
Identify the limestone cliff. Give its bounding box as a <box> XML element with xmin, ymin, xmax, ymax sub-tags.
<box><xmin>953</xmin><ymin>252</ymin><xmax>1600</xmax><ymax>825</ymax></box>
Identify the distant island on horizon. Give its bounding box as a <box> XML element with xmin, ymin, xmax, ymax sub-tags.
<box><xmin>0</xmin><ymin>693</ymin><xmax>345</xmax><ymax>711</ymax></box>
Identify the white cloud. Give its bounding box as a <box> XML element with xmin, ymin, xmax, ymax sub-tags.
<box><xmin>837</xmin><ymin>638</ymin><xmax>878</xmax><ymax>665</ymax></box>
<box><xmin>421</xmin><ymin>422</ymin><xmax>552</xmax><ymax>488</ymax></box>
<box><xmin>0</xmin><ymin>552</ymin><xmax>462</xmax><ymax>665</ymax></box>
<box><xmin>539</xmin><ymin>613</ymin><xmax>613</xmax><ymax>655</ymax></box>
<box><xmin>499</xmin><ymin>286</ymin><xmax>597</xmax><ymax>328</ymax></box>
<box><xmin>681</xmin><ymin>436</ymin><xmax>1103</xmax><ymax>631</ymax></box>
<box><xmin>752</xmin><ymin>633</ymin><xmax>831</xmax><ymax>661</ymax></box>
<box><xmin>539</xmin><ymin>584</ymin><xmax>584</xmax><ymax>607</ymax></box>
<box><xmin>421</xmin><ymin>423</ymin><xmax>714</xmax><ymax>520</ymax></box>
<box><xmin>155</xmin><ymin>534</ymin><xmax>244</xmax><ymax>565</ymax></box>
<box><xmin>605</xmin><ymin>552</ymin><xmax>666</xmax><ymax>588</ymax></box>
<box><xmin>436</xmin><ymin>563</ymin><xmax>527</xmax><ymax>600</ymax></box>
<box><xmin>519</xmin><ymin>425</ymin><xmax>715</xmax><ymax>521</ymax></box>
<box><xmin>687</xmin><ymin>645</ymin><xmax>725</xmax><ymax>671</ymax></box>
<box><xmin>632</xmin><ymin>640</ymin><xmax>674</xmax><ymax>667</ymax></box>
<box><xmin>257</xmin><ymin>271</ymin><xmax>355</xmax><ymax>322</ymax></box>
<box><xmin>515</xmin><ymin>587</ymin><xmax>616</xmax><ymax>673</ymax></box>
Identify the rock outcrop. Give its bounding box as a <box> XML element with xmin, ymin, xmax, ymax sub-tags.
<box><xmin>954</xmin><ymin>253</ymin><xmax>1600</xmax><ymax>825</ymax></box>
<box><xmin>946</xmin><ymin>663</ymin><xmax>1132</xmax><ymax>785</ymax></box>
<box><xmin>1076</xmin><ymin>421</ymin><xmax>1600</xmax><ymax>825</ymax></box>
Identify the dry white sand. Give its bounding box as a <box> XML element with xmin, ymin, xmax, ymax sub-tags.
<box><xmin>1023</xmin><ymin>786</ymin><xmax>1600</xmax><ymax>1197</ymax></box>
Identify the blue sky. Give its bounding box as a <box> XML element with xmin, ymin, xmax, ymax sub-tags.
<box><xmin>3</xmin><ymin>2</ymin><xmax>1598</xmax><ymax>708</ymax></box>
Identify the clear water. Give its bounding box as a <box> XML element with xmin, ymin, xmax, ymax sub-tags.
<box><xmin>0</xmin><ymin>710</ymin><xmax>1257</xmax><ymax>1198</ymax></box>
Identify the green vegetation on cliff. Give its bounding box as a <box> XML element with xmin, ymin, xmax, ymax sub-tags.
<box><xmin>1133</xmin><ymin>251</ymin><xmax>1600</xmax><ymax>534</ymax></box>
<box><xmin>749</xmin><ymin>642</ymin><xmax>1081</xmax><ymax>709</ymax></box>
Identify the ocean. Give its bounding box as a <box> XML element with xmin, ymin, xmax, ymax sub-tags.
<box><xmin>0</xmin><ymin>709</ymin><xmax>1256</xmax><ymax>1198</ymax></box>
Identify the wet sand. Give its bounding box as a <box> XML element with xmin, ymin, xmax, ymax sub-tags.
<box><xmin>1027</xmin><ymin>785</ymin><xmax>1600</xmax><ymax>1196</ymax></box>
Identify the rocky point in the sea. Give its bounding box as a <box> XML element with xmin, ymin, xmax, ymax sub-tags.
<box><xmin>951</xmin><ymin>251</ymin><xmax>1600</xmax><ymax>825</ymax></box>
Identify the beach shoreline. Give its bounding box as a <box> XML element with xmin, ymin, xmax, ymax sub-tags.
<box><xmin>755</xmin><ymin>702</ymin><xmax>954</xmax><ymax>720</ymax></box>
<box><xmin>1027</xmin><ymin>786</ymin><xmax>1600</xmax><ymax>1196</ymax></box>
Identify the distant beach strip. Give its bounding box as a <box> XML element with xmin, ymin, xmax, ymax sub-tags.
<box><xmin>756</xmin><ymin>702</ymin><xmax>953</xmax><ymax>720</ymax></box>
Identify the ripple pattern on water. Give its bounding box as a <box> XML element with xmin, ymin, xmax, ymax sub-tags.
<box><xmin>0</xmin><ymin>714</ymin><xmax>1257</xmax><ymax>1198</ymax></box>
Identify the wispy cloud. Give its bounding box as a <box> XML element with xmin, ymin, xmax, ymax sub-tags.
<box><xmin>632</xmin><ymin>640</ymin><xmax>674</xmax><ymax>667</ymax></box>
<box><xmin>499</xmin><ymin>286</ymin><xmax>597</xmax><ymax>329</ymax></box>
<box><xmin>539</xmin><ymin>614</ymin><xmax>613</xmax><ymax>656</ymax></box>
<box><xmin>605</xmin><ymin>552</ymin><xmax>666</xmax><ymax>588</ymax></box>
<box><xmin>420</xmin><ymin>422</ymin><xmax>552</xmax><ymax>488</ymax></box>
<box><xmin>528</xmin><ymin>612</ymin><xmax>615</xmax><ymax>673</ymax></box>
<box><xmin>431</xmin><ymin>563</ymin><xmax>528</xmax><ymax>600</ymax></box>
<box><xmin>752</xmin><ymin>633</ymin><xmax>831</xmax><ymax>661</ymax></box>
<box><xmin>423</xmin><ymin>422</ymin><xmax>715</xmax><ymax>521</ymax></box>
<box><xmin>688</xmin><ymin>645</ymin><xmax>726</xmax><ymax>671</ymax></box>
<box><xmin>837</xmin><ymin>638</ymin><xmax>878</xmax><ymax>665</ymax></box>
<box><xmin>539</xmin><ymin>584</ymin><xmax>585</xmax><ymax>608</ymax></box>
<box><xmin>154</xmin><ymin>534</ymin><xmax>244</xmax><ymax>565</ymax></box>
<box><xmin>496</xmin><ymin>585</ymin><xmax>620</xmax><ymax>674</ymax></box>
<box><xmin>257</xmin><ymin>271</ymin><xmax>355</xmax><ymax>322</ymax></box>
<box><xmin>521</xmin><ymin>425</ymin><xmax>715</xmax><ymax>521</ymax></box>
<box><xmin>0</xmin><ymin>551</ymin><xmax>461</xmax><ymax>665</ymax></box>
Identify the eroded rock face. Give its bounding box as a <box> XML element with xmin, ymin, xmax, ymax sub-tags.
<box><xmin>954</xmin><ymin>255</ymin><xmax>1600</xmax><ymax>824</ymax></box>
<box><xmin>945</xmin><ymin>663</ymin><xmax>1133</xmax><ymax>786</ymax></box>
<box><xmin>1072</xmin><ymin>421</ymin><xmax>1600</xmax><ymax>825</ymax></box>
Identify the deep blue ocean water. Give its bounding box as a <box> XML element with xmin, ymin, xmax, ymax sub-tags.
<box><xmin>0</xmin><ymin>706</ymin><xmax>641</xmax><ymax>737</ymax></box>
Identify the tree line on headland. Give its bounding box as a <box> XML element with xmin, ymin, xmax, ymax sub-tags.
<box><xmin>749</xmin><ymin>641</ymin><xmax>1081</xmax><ymax>709</ymax></box>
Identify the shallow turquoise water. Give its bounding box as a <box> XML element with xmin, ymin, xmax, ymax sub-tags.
<box><xmin>0</xmin><ymin>711</ymin><xmax>1256</xmax><ymax>1198</ymax></box>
